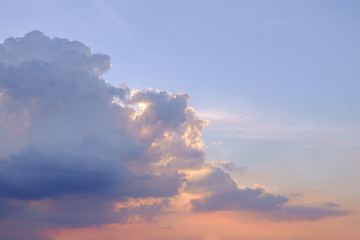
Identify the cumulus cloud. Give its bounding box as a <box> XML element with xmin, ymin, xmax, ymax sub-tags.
<box><xmin>0</xmin><ymin>31</ymin><xmax>349</xmax><ymax>240</ymax></box>
<box><xmin>0</xmin><ymin>31</ymin><xmax>205</xmax><ymax>240</ymax></box>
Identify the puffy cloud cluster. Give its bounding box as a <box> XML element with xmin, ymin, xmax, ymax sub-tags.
<box><xmin>0</xmin><ymin>31</ymin><xmax>205</xmax><ymax>240</ymax></box>
<box><xmin>0</xmin><ymin>31</ymin><xmax>348</xmax><ymax>240</ymax></box>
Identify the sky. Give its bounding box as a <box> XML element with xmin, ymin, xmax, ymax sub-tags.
<box><xmin>0</xmin><ymin>1</ymin><xmax>359</xmax><ymax>240</ymax></box>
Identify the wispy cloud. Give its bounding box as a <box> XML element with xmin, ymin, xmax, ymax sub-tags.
<box><xmin>197</xmin><ymin>108</ymin><xmax>352</xmax><ymax>144</ymax></box>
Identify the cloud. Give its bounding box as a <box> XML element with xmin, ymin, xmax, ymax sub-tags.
<box><xmin>326</xmin><ymin>202</ymin><xmax>340</xmax><ymax>208</ymax></box>
<box><xmin>0</xmin><ymin>147</ymin><xmax>184</xmax><ymax>201</ymax></box>
<box><xmin>0</xmin><ymin>31</ymin><xmax>350</xmax><ymax>239</ymax></box>
<box><xmin>271</xmin><ymin>205</ymin><xmax>348</xmax><ymax>221</ymax></box>
<box><xmin>191</xmin><ymin>188</ymin><xmax>288</xmax><ymax>212</ymax></box>
<box><xmin>185</xmin><ymin>166</ymin><xmax>239</xmax><ymax>195</ymax></box>
<box><xmin>187</xmin><ymin>167</ymin><xmax>348</xmax><ymax>221</ymax></box>
<box><xmin>114</xmin><ymin>197</ymin><xmax>171</xmax><ymax>223</ymax></box>
<box><xmin>197</xmin><ymin>108</ymin><xmax>317</xmax><ymax>141</ymax></box>
<box><xmin>189</xmin><ymin>170</ymin><xmax>289</xmax><ymax>212</ymax></box>
<box><xmin>0</xmin><ymin>147</ymin><xmax>126</xmax><ymax>200</ymax></box>
<box><xmin>0</xmin><ymin>31</ymin><xmax>205</xmax><ymax>240</ymax></box>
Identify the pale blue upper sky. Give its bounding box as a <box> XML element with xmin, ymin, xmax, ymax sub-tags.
<box><xmin>1</xmin><ymin>0</ymin><xmax>359</xmax><ymax>201</ymax></box>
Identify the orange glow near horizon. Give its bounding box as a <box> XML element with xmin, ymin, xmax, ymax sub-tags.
<box><xmin>44</xmin><ymin>209</ymin><xmax>360</xmax><ymax>240</ymax></box>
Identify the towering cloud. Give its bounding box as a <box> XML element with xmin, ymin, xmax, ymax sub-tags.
<box><xmin>0</xmin><ymin>32</ymin><xmax>348</xmax><ymax>240</ymax></box>
<box><xmin>0</xmin><ymin>31</ymin><xmax>206</xmax><ymax>240</ymax></box>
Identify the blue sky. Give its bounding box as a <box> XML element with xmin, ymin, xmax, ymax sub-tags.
<box><xmin>1</xmin><ymin>1</ymin><xmax>359</xmax><ymax>116</ymax></box>
<box><xmin>0</xmin><ymin>1</ymin><xmax>359</xmax><ymax>239</ymax></box>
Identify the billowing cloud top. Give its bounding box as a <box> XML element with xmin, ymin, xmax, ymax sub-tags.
<box><xmin>0</xmin><ymin>31</ymin><xmax>348</xmax><ymax>240</ymax></box>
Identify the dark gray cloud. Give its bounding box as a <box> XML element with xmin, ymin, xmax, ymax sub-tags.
<box><xmin>0</xmin><ymin>147</ymin><xmax>126</xmax><ymax>200</ymax></box>
<box><xmin>191</xmin><ymin>185</ymin><xmax>288</xmax><ymax>212</ymax></box>
<box><xmin>0</xmin><ymin>147</ymin><xmax>182</xmax><ymax>200</ymax></box>
<box><xmin>116</xmin><ymin>198</ymin><xmax>171</xmax><ymax>223</ymax></box>
<box><xmin>0</xmin><ymin>196</ymin><xmax>124</xmax><ymax>240</ymax></box>
<box><xmin>191</xmin><ymin>189</ymin><xmax>348</xmax><ymax>221</ymax></box>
